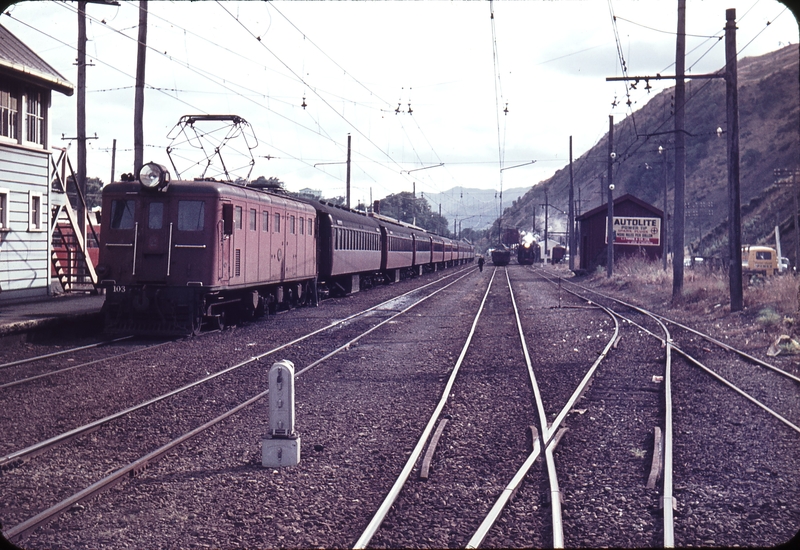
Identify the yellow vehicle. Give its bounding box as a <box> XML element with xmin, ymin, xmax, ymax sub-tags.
<box><xmin>742</xmin><ymin>245</ymin><xmax>779</xmax><ymax>276</ymax></box>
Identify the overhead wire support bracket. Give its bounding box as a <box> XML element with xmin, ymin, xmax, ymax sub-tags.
<box><xmin>402</xmin><ymin>163</ymin><xmax>444</xmax><ymax>174</ymax></box>
<box><xmin>500</xmin><ymin>160</ymin><xmax>537</xmax><ymax>172</ymax></box>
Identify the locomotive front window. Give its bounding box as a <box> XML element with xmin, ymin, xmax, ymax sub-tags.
<box><xmin>178</xmin><ymin>200</ymin><xmax>205</xmax><ymax>231</ymax></box>
<box><xmin>110</xmin><ymin>199</ymin><xmax>135</xmax><ymax>229</ymax></box>
<box><xmin>148</xmin><ymin>203</ymin><xmax>163</xmax><ymax>229</ymax></box>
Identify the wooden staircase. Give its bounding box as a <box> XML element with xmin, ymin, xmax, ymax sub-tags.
<box><xmin>49</xmin><ymin>148</ymin><xmax>99</xmax><ymax>294</ymax></box>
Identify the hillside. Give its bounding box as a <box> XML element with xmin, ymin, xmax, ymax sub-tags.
<box><xmin>498</xmin><ymin>44</ymin><xmax>799</xmax><ymax>263</ymax></box>
<box><xmin>422</xmin><ymin>186</ymin><xmax>530</xmax><ymax>232</ymax></box>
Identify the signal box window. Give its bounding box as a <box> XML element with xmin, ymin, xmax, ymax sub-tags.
<box><xmin>148</xmin><ymin>203</ymin><xmax>164</xmax><ymax>229</ymax></box>
<box><xmin>28</xmin><ymin>192</ymin><xmax>43</xmax><ymax>231</ymax></box>
<box><xmin>25</xmin><ymin>91</ymin><xmax>44</xmax><ymax>146</ymax></box>
<box><xmin>110</xmin><ymin>200</ymin><xmax>135</xmax><ymax>229</ymax></box>
<box><xmin>0</xmin><ymin>88</ymin><xmax>18</xmax><ymax>141</ymax></box>
<box><xmin>178</xmin><ymin>201</ymin><xmax>205</xmax><ymax>231</ymax></box>
<box><xmin>0</xmin><ymin>189</ymin><xmax>8</xmax><ymax>230</ymax></box>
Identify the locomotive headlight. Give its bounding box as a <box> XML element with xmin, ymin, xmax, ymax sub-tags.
<box><xmin>138</xmin><ymin>162</ymin><xmax>171</xmax><ymax>191</ymax></box>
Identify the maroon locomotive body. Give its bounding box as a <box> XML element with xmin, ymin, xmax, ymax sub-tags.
<box><xmin>98</xmin><ymin>165</ymin><xmax>317</xmax><ymax>334</ymax></box>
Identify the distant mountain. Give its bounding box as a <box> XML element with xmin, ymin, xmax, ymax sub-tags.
<box><xmin>497</xmin><ymin>44</ymin><xmax>799</xmax><ymax>263</ymax></box>
<box><xmin>423</xmin><ymin>186</ymin><xmax>530</xmax><ymax>232</ymax></box>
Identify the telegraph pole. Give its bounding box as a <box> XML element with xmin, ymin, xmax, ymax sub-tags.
<box><xmin>606</xmin><ymin>115</ymin><xmax>614</xmax><ymax>278</ymax></box>
<box><xmin>77</xmin><ymin>1</ymin><xmax>87</xmax><ymax>240</ymax></box>
<box><xmin>346</xmin><ymin>134</ymin><xmax>351</xmax><ymax>208</ymax></box>
<box><xmin>133</xmin><ymin>0</ymin><xmax>147</xmax><ymax>176</ymax></box>
<box><xmin>569</xmin><ymin>136</ymin><xmax>575</xmax><ymax>271</ymax></box>
<box><xmin>673</xmin><ymin>0</ymin><xmax>687</xmax><ymax>301</ymax></box>
<box><xmin>726</xmin><ymin>8</ymin><xmax>743</xmax><ymax>312</ymax></box>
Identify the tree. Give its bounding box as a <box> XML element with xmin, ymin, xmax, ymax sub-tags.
<box><xmin>377</xmin><ymin>192</ymin><xmax>450</xmax><ymax>235</ymax></box>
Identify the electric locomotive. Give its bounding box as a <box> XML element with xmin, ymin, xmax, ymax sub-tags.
<box><xmin>96</xmin><ymin>163</ymin><xmax>318</xmax><ymax>335</ymax></box>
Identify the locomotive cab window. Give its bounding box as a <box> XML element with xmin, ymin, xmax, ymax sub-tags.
<box><xmin>756</xmin><ymin>251</ymin><xmax>772</xmax><ymax>260</ymax></box>
<box><xmin>110</xmin><ymin>199</ymin><xmax>135</xmax><ymax>229</ymax></box>
<box><xmin>148</xmin><ymin>203</ymin><xmax>164</xmax><ymax>229</ymax></box>
<box><xmin>178</xmin><ymin>200</ymin><xmax>205</xmax><ymax>231</ymax></box>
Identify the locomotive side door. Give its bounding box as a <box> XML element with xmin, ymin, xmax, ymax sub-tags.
<box><xmin>219</xmin><ymin>202</ymin><xmax>233</xmax><ymax>285</ymax></box>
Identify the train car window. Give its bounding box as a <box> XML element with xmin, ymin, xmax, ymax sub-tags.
<box><xmin>178</xmin><ymin>201</ymin><xmax>205</xmax><ymax>231</ymax></box>
<box><xmin>262</xmin><ymin>211</ymin><xmax>269</xmax><ymax>232</ymax></box>
<box><xmin>308</xmin><ymin>218</ymin><xmax>313</xmax><ymax>237</ymax></box>
<box><xmin>148</xmin><ymin>203</ymin><xmax>163</xmax><ymax>229</ymax></box>
<box><xmin>290</xmin><ymin>215</ymin><xmax>296</xmax><ymax>235</ymax></box>
<box><xmin>234</xmin><ymin>206</ymin><xmax>243</xmax><ymax>230</ymax></box>
<box><xmin>274</xmin><ymin>212</ymin><xmax>281</xmax><ymax>233</ymax></box>
<box><xmin>110</xmin><ymin>200</ymin><xmax>135</xmax><ymax>229</ymax></box>
<box><xmin>249</xmin><ymin>208</ymin><xmax>257</xmax><ymax>231</ymax></box>
<box><xmin>299</xmin><ymin>217</ymin><xmax>304</xmax><ymax>235</ymax></box>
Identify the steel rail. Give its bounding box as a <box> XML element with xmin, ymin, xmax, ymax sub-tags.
<box><xmin>0</xmin><ymin>335</ymin><xmax>134</xmax><ymax>370</ymax></box>
<box><xmin>467</xmin><ymin>268</ymin><xmax>619</xmax><ymax>548</ymax></box>
<box><xmin>557</xmin><ymin>278</ymin><xmax>800</xmax><ymax>385</ymax></box>
<box><xmin>504</xmin><ymin>268</ymin><xmax>563</xmax><ymax>547</ymax></box>
<box><xmin>1</xmin><ymin>268</ymin><xmax>471</xmax><ymax>469</ymax></box>
<box><xmin>353</xmin><ymin>269</ymin><xmax>497</xmax><ymax>549</ymax></box>
<box><xmin>0</xmin><ymin>340</ymin><xmax>174</xmax><ymax>390</ymax></box>
<box><xmin>4</xmin><ymin>268</ymin><xmax>478</xmax><ymax>543</ymax></box>
<box><xmin>534</xmin><ymin>268</ymin><xmax>676</xmax><ymax>547</ymax></box>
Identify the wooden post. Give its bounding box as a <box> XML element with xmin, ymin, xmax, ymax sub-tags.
<box><xmin>726</xmin><ymin>8</ymin><xmax>743</xmax><ymax>312</ymax></box>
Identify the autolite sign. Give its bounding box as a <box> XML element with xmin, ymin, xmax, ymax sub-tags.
<box><xmin>605</xmin><ymin>216</ymin><xmax>661</xmax><ymax>246</ymax></box>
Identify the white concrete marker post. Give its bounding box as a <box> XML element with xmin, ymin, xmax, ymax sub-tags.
<box><xmin>262</xmin><ymin>360</ymin><xmax>301</xmax><ymax>467</ymax></box>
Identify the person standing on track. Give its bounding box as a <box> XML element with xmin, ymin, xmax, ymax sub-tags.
<box><xmin>478</xmin><ymin>255</ymin><xmax>485</xmax><ymax>272</ymax></box>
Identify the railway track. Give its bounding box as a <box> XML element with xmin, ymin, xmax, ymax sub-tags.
<box><xmin>354</xmin><ymin>266</ymin><xmax>618</xmax><ymax>548</ymax></box>
<box><xmin>535</xmin><ymin>267</ymin><xmax>800</xmax><ymax>547</ymax></box>
<box><xmin>1</xmin><ymin>267</ymin><xmax>474</xmax><ymax>544</ymax></box>
<box><xmin>4</xmin><ymin>264</ymin><xmax>797</xmax><ymax>548</ymax></box>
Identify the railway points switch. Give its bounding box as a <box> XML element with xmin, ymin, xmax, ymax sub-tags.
<box><xmin>262</xmin><ymin>360</ymin><xmax>301</xmax><ymax>467</ymax></box>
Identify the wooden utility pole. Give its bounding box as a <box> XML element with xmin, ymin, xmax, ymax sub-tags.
<box><xmin>134</xmin><ymin>0</ymin><xmax>147</xmax><ymax>176</ymax></box>
<box><xmin>346</xmin><ymin>134</ymin><xmax>351</xmax><ymax>208</ymax></box>
<box><xmin>77</xmin><ymin>1</ymin><xmax>87</xmax><ymax>241</ymax></box>
<box><xmin>726</xmin><ymin>8</ymin><xmax>743</xmax><ymax>312</ymax></box>
<box><xmin>569</xmin><ymin>136</ymin><xmax>575</xmax><ymax>271</ymax></box>
<box><xmin>673</xmin><ymin>0</ymin><xmax>687</xmax><ymax>301</ymax></box>
<box><xmin>606</xmin><ymin>115</ymin><xmax>614</xmax><ymax>278</ymax></box>
<box><xmin>110</xmin><ymin>138</ymin><xmax>116</xmax><ymax>184</ymax></box>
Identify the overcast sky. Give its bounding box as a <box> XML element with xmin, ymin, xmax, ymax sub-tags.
<box><xmin>3</xmin><ymin>0</ymin><xmax>798</xmax><ymax>218</ymax></box>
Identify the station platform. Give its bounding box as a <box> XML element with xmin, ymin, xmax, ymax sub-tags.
<box><xmin>0</xmin><ymin>293</ymin><xmax>106</xmax><ymax>338</ymax></box>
